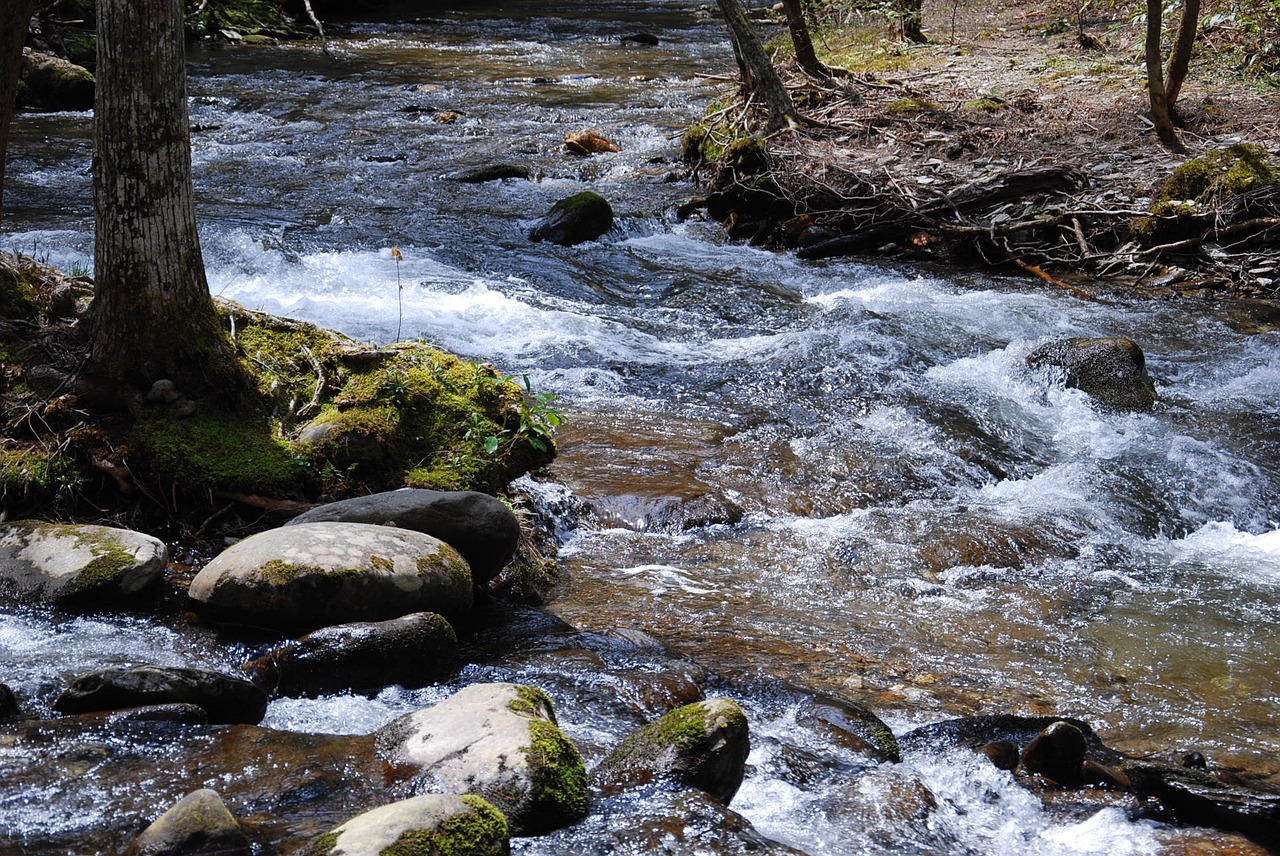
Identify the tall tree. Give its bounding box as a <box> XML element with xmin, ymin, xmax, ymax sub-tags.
<box><xmin>0</xmin><ymin>0</ymin><xmax>34</xmax><ymax>223</ymax></box>
<box><xmin>714</xmin><ymin>0</ymin><xmax>800</xmax><ymax>132</ymax></box>
<box><xmin>91</xmin><ymin>0</ymin><xmax>240</xmax><ymax>390</ymax></box>
<box><xmin>1163</xmin><ymin>0</ymin><xmax>1201</xmax><ymax>107</ymax></box>
<box><xmin>1144</xmin><ymin>0</ymin><xmax>1185</xmax><ymax>152</ymax></box>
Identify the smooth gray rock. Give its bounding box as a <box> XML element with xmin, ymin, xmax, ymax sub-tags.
<box><xmin>376</xmin><ymin>682</ymin><xmax>589</xmax><ymax>835</ymax></box>
<box><xmin>286</xmin><ymin>489</ymin><xmax>518</xmax><ymax>583</ymax></box>
<box><xmin>310</xmin><ymin>794</ymin><xmax>509</xmax><ymax>856</ymax></box>
<box><xmin>125</xmin><ymin>789</ymin><xmax>251</xmax><ymax>856</ymax></box>
<box><xmin>188</xmin><ymin>522</ymin><xmax>473</xmax><ymax>631</ymax></box>
<box><xmin>0</xmin><ymin>521</ymin><xmax>167</xmax><ymax>605</ymax></box>
<box><xmin>54</xmin><ymin>665</ymin><xmax>267</xmax><ymax>725</ymax></box>
<box><xmin>244</xmin><ymin>611</ymin><xmax>459</xmax><ymax>697</ymax></box>
<box><xmin>529</xmin><ymin>191</ymin><xmax>614</xmax><ymax>246</ymax></box>
<box><xmin>1026</xmin><ymin>336</ymin><xmax>1157</xmax><ymax>411</ymax></box>
<box><xmin>593</xmin><ymin>698</ymin><xmax>750</xmax><ymax>805</ymax></box>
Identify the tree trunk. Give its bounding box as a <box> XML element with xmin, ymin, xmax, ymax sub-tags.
<box><xmin>780</xmin><ymin>0</ymin><xmax>829</xmax><ymax>79</ymax></box>
<box><xmin>714</xmin><ymin>0</ymin><xmax>800</xmax><ymax>133</ymax></box>
<box><xmin>1144</xmin><ymin>0</ymin><xmax>1184</xmax><ymax>152</ymax></box>
<box><xmin>0</xmin><ymin>0</ymin><xmax>33</xmax><ymax>223</ymax></box>
<box><xmin>1164</xmin><ymin>0</ymin><xmax>1200</xmax><ymax>107</ymax></box>
<box><xmin>92</xmin><ymin>0</ymin><xmax>239</xmax><ymax>391</ymax></box>
<box><xmin>897</xmin><ymin>0</ymin><xmax>927</xmax><ymax>43</ymax></box>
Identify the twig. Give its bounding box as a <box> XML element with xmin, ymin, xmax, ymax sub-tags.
<box><xmin>294</xmin><ymin>345</ymin><xmax>325</xmax><ymax>419</ymax></box>
<box><xmin>1012</xmin><ymin>258</ymin><xmax>1094</xmax><ymax>299</ymax></box>
<box><xmin>301</xmin><ymin>0</ymin><xmax>331</xmax><ymax>56</ymax></box>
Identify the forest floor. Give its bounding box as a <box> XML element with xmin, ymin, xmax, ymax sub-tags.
<box><xmin>699</xmin><ymin>0</ymin><xmax>1280</xmax><ymax>312</ymax></box>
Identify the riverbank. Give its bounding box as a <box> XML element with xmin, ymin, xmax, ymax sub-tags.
<box><xmin>684</xmin><ymin>0</ymin><xmax>1280</xmax><ymax>305</ymax></box>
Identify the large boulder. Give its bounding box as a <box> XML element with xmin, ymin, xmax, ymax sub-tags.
<box><xmin>244</xmin><ymin>611</ymin><xmax>459</xmax><ymax>697</ymax></box>
<box><xmin>187</xmin><ymin>522</ymin><xmax>473</xmax><ymax>631</ymax></box>
<box><xmin>53</xmin><ymin>665</ymin><xmax>268</xmax><ymax>725</ymax></box>
<box><xmin>593</xmin><ymin>698</ymin><xmax>750</xmax><ymax>805</ymax></box>
<box><xmin>18</xmin><ymin>49</ymin><xmax>95</xmax><ymax>111</ymax></box>
<box><xmin>124</xmin><ymin>789</ymin><xmax>252</xmax><ymax>856</ymax></box>
<box><xmin>309</xmin><ymin>794</ymin><xmax>508</xmax><ymax>856</ymax></box>
<box><xmin>376</xmin><ymin>682</ymin><xmax>589</xmax><ymax>835</ymax></box>
<box><xmin>0</xmin><ymin>521</ymin><xmax>167</xmax><ymax>606</ymax></box>
<box><xmin>1026</xmin><ymin>337</ymin><xmax>1157</xmax><ymax>411</ymax></box>
<box><xmin>286</xmin><ymin>489</ymin><xmax>519</xmax><ymax>584</ymax></box>
<box><xmin>529</xmin><ymin>191</ymin><xmax>614</xmax><ymax>246</ymax></box>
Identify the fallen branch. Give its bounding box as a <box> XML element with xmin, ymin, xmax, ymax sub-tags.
<box><xmin>213</xmin><ymin>491</ymin><xmax>315</xmax><ymax>516</ymax></box>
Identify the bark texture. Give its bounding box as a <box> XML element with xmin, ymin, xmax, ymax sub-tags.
<box><xmin>0</xmin><ymin>0</ymin><xmax>34</xmax><ymax>223</ymax></box>
<box><xmin>714</xmin><ymin>0</ymin><xmax>799</xmax><ymax>133</ymax></box>
<box><xmin>897</xmin><ymin>0</ymin><xmax>927</xmax><ymax>43</ymax></box>
<box><xmin>1163</xmin><ymin>0</ymin><xmax>1200</xmax><ymax>107</ymax></box>
<box><xmin>780</xmin><ymin>0</ymin><xmax>829</xmax><ymax>79</ymax></box>
<box><xmin>92</xmin><ymin>0</ymin><xmax>234</xmax><ymax>387</ymax></box>
<box><xmin>1144</xmin><ymin>0</ymin><xmax>1184</xmax><ymax>152</ymax></box>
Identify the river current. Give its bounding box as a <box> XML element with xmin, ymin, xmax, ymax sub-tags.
<box><xmin>3</xmin><ymin>0</ymin><xmax>1280</xmax><ymax>852</ymax></box>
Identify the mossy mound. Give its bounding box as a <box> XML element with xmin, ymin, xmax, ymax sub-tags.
<box><xmin>186</xmin><ymin>0</ymin><xmax>298</xmax><ymax>40</ymax></box>
<box><xmin>1133</xmin><ymin>144</ymin><xmax>1278</xmax><ymax>243</ymax></box>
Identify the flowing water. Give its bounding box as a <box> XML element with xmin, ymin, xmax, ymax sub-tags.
<box><xmin>3</xmin><ymin>0</ymin><xmax>1280</xmax><ymax>852</ymax></box>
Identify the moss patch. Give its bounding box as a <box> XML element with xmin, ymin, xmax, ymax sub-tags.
<box><xmin>0</xmin><ymin>449</ymin><xmax>80</xmax><ymax>505</ymax></box>
<box><xmin>1157</xmin><ymin>143</ymin><xmax>1276</xmax><ymax>204</ymax></box>
<box><xmin>307</xmin><ymin>831</ymin><xmax>339</xmax><ymax>856</ymax></box>
<box><xmin>885</xmin><ymin>97</ymin><xmax>942</xmax><ymax>115</ymax></box>
<box><xmin>130</xmin><ymin>413</ymin><xmax>307</xmax><ymax>496</ymax></box>
<box><xmin>379</xmin><ymin>795</ymin><xmax>509</xmax><ymax>856</ymax></box>
<box><xmin>522</xmin><ymin>718</ymin><xmax>589</xmax><ymax>827</ymax></box>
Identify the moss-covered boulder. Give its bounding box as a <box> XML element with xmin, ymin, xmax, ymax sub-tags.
<box><xmin>376</xmin><ymin>682</ymin><xmax>589</xmax><ymax>835</ymax></box>
<box><xmin>285</xmin><ymin>489</ymin><xmax>519</xmax><ymax>584</ymax></box>
<box><xmin>593</xmin><ymin>698</ymin><xmax>750</xmax><ymax>805</ymax></box>
<box><xmin>1026</xmin><ymin>337</ymin><xmax>1157</xmax><ymax>411</ymax></box>
<box><xmin>124</xmin><ymin>789</ymin><xmax>252</xmax><ymax>856</ymax></box>
<box><xmin>188</xmin><ymin>522</ymin><xmax>473</xmax><ymax>631</ymax></box>
<box><xmin>243</xmin><ymin>611</ymin><xmax>459</xmax><ymax>697</ymax></box>
<box><xmin>308</xmin><ymin>794</ymin><xmax>508</xmax><ymax>856</ymax></box>
<box><xmin>53</xmin><ymin>665</ymin><xmax>268</xmax><ymax>724</ymax></box>
<box><xmin>18</xmin><ymin>49</ymin><xmax>95</xmax><ymax>111</ymax></box>
<box><xmin>0</xmin><ymin>521</ymin><xmax>166</xmax><ymax>606</ymax></box>
<box><xmin>528</xmin><ymin>191</ymin><xmax>614</xmax><ymax>246</ymax></box>
<box><xmin>1133</xmin><ymin>144</ymin><xmax>1278</xmax><ymax>242</ymax></box>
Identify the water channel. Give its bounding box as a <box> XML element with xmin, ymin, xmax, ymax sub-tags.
<box><xmin>3</xmin><ymin>0</ymin><xmax>1279</xmax><ymax>852</ymax></box>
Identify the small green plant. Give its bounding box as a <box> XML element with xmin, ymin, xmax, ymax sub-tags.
<box><xmin>390</xmin><ymin>246</ymin><xmax>404</xmax><ymax>342</ymax></box>
<box><xmin>516</xmin><ymin>375</ymin><xmax>562</xmax><ymax>454</ymax></box>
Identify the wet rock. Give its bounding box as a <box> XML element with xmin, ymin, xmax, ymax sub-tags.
<box><xmin>1126</xmin><ymin>762</ymin><xmax>1280</xmax><ymax>848</ymax></box>
<box><xmin>102</xmin><ymin>704</ymin><xmax>210</xmax><ymax>727</ymax></box>
<box><xmin>286</xmin><ymin>488</ymin><xmax>519</xmax><ymax>584</ymax></box>
<box><xmin>620</xmin><ymin>32</ymin><xmax>661</xmax><ymax>45</ymax></box>
<box><xmin>310</xmin><ymin>793</ymin><xmax>508</xmax><ymax>856</ymax></box>
<box><xmin>188</xmin><ymin>522</ymin><xmax>473</xmax><ymax>631</ymax></box>
<box><xmin>586</xmin><ymin>490</ymin><xmax>744</xmax><ymax>532</ymax></box>
<box><xmin>795</xmin><ymin>695</ymin><xmax>901</xmax><ymax>763</ymax></box>
<box><xmin>0</xmin><ymin>521</ymin><xmax>167</xmax><ymax>606</ymax></box>
<box><xmin>979</xmin><ymin>740</ymin><xmax>1020</xmax><ymax>771</ymax></box>
<box><xmin>0</xmin><ymin>683</ymin><xmax>19</xmax><ymax>718</ymax></box>
<box><xmin>124</xmin><ymin>788</ymin><xmax>251</xmax><ymax>856</ymax></box>
<box><xmin>376</xmin><ymin>682</ymin><xmax>589</xmax><ymax>835</ymax></box>
<box><xmin>593</xmin><ymin>698</ymin><xmax>750</xmax><ymax>805</ymax></box>
<box><xmin>528</xmin><ymin>783</ymin><xmax>805</xmax><ymax>854</ymax></box>
<box><xmin>820</xmin><ymin>768</ymin><xmax>940</xmax><ymax>850</ymax></box>
<box><xmin>18</xmin><ymin>49</ymin><xmax>94</xmax><ymax>111</ymax></box>
<box><xmin>1026</xmin><ymin>336</ymin><xmax>1157</xmax><ymax>411</ymax></box>
<box><xmin>244</xmin><ymin>611</ymin><xmax>459</xmax><ymax>697</ymax></box>
<box><xmin>564</xmin><ymin>130</ymin><xmax>620</xmax><ymax>156</ymax></box>
<box><xmin>1019</xmin><ymin>720</ymin><xmax>1087</xmax><ymax>787</ymax></box>
<box><xmin>295</xmin><ymin>420</ymin><xmax>392</xmax><ymax>471</ymax></box>
<box><xmin>54</xmin><ymin>665</ymin><xmax>267</xmax><ymax>725</ymax></box>
<box><xmin>529</xmin><ymin>191</ymin><xmax>614</xmax><ymax>246</ymax></box>
<box><xmin>898</xmin><ymin>713</ymin><xmax>1121</xmax><ymax>766</ymax></box>
<box><xmin>448</xmin><ymin>162</ymin><xmax>531</xmax><ymax>183</ymax></box>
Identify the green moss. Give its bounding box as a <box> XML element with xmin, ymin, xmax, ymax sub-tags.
<box><xmin>130</xmin><ymin>414</ymin><xmax>307</xmax><ymax>495</ymax></box>
<box><xmin>1157</xmin><ymin>143</ymin><xmax>1277</xmax><ymax>204</ymax></box>
<box><xmin>962</xmin><ymin>97</ymin><xmax>1004</xmax><ymax>112</ymax></box>
<box><xmin>868</xmin><ymin>723</ymin><xmax>902</xmax><ymax>763</ymax></box>
<box><xmin>721</xmin><ymin>137</ymin><xmax>769</xmax><ymax>176</ymax></box>
<box><xmin>377</xmin><ymin>795</ymin><xmax>508</xmax><ymax>856</ymax></box>
<box><xmin>523</xmin><ymin>718</ymin><xmax>589</xmax><ymax>822</ymax></box>
<box><xmin>507</xmin><ymin>684</ymin><xmax>554</xmax><ymax>720</ymax></box>
<box><xmin>370</xmin><ymin>555</ymin><xmax>394</xmax><ymax>573</ymax></box>
<box><xmin>0</xmin><ymin>449</ymin><xmax>81</xmax><ymax>502</ymax></box>
<box><xmin>0</xmin><ymin>260</ymin><xmax>41</xmax><ymax>321</ymax></box>
<box><xmin>651</xmin><ymin>701</ymin><xmax>742</xmax><ymax>751</ymax></box>
<box><xmin>307</xmin><ymin>831</ymin><xmax>339</xmax><ymax>856</ymax></box>
<box><xmin>885</xmin><ymin>97</ymin><xmax>942</xmax><ymax>115</ymax></box>
<box><xmin>69</xmin><ymin>543</ymin><xmax>138</xmax><ymax>594</ymax></box>
<box><xmin>187</xmin><ymin>0</ymin><xmax>296</xmax><ymax>39</ymax></box>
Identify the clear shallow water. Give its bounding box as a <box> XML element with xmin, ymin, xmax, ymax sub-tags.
<box><xmin>4</xmin><ymin>0</ymin><xmax>1280</xmax><ymax>852</ymax></box>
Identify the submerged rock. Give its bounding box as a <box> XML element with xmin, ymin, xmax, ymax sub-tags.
<box><xmin>377</xmin><ymin>682</ymin><xmax>589</xmax><ymax>835</ymax></box>
<box><xmin>795</xmin><ymin>695</ymin><xmax>900</xmax><ymax>763</ymax></box>
<box><xmin>1026</xmin><ymin>337</ymin><xmax>1157</xmax><ymax>411</ymax></box>
<box><xmin>0</xmin><ymin>521</ymin><xmax>166</xmax><ymax>606</ymax></box>
<box><xmin>309</xmin><ymin>794</ymin><xmax>508</xmax><ymax>856</ymax></box>
<box><xmin>188</xmin><ymin>522</ymin><xmax>473</xmax><ymax>631</ymax></box>
<box><xmin>448</xmin><ymin>162</ymin><xmax>532</xmax><ymax>183</ymax></box>
<box><xmin>124</xmin><ymin>789</ymin><xmax>251</xmax><ymax>856</ymax></box>
<box><xmin>53</xmin><ymin>665</ymin><xmax>267</xmax><ymax>725</ymax></box>
<box><xmin>529</xmin><ymin>191</ymin><xmax>614</xmax><ymax>246</ymax></box>
<box><xmin>286</xmin><ymin>488</ymin><xmax>519</xmax><ymax>583</ymax></box>
<box><xmin>244</xmin><ymin>611</ymin><xmax>459</xmax><ymax>697</ymax></box>
<box><xmin>593</xmin><ymin>698</ymin><xmax>751</xmax><ymax>805</ymax></box>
